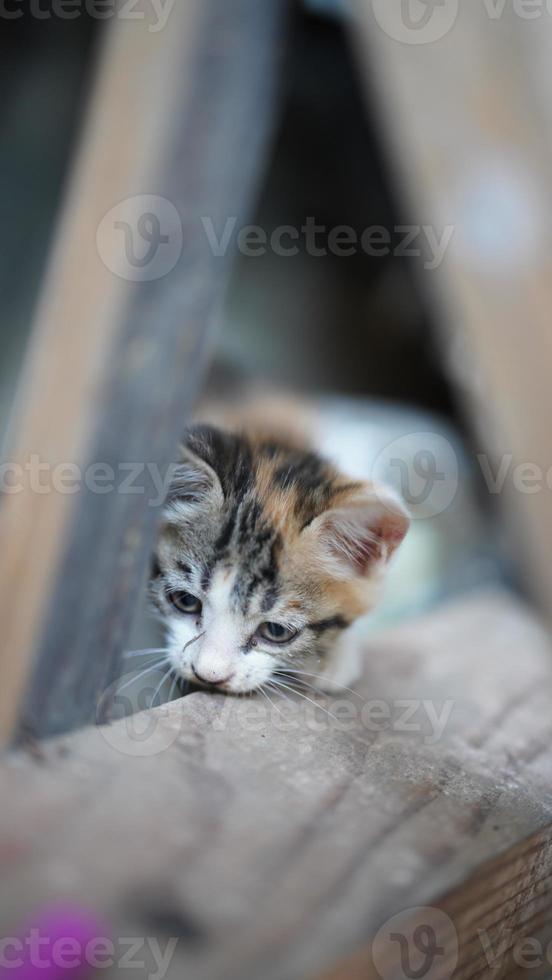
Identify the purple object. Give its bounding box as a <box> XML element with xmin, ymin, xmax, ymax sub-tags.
<box><xmin>0</xmin><ymin>906</ymin><xmax>109</xmax><ymax>980</ymax></box>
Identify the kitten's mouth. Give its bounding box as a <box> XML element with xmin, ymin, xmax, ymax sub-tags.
<box><xmin>170</xmin><ymin>666</ymin><xmax>231</xmax><ymax>694</ymax></box>
<box><xmin>175</xmin><ymin>669</ymin><xmax>263</xmax><ymax>697</ymax></box>
<box><xmin>191</xmin><ymin>665</ymin><xmax>235</xmax><ymax>690</ymax></box>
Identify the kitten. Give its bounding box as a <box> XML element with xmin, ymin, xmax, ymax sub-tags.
<box><xmin>151</xmin><ymin>424</ymin><xmax>409</xmax><ymax>695</ymax></box>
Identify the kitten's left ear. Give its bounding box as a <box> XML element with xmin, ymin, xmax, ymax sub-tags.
<box><xmin>163</xmin><ymin>427</ymin><xmax>225</xmax><ymax>521</ymax></box>
<box><xmin>307</xmin><ymin>486</ymin><xmax>410</xmax><ymax>579</ymax></box>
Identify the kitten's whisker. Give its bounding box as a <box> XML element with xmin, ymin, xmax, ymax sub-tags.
<box><xmin>269</xmin><ymin>678</ymin><xmax>338</xmax><ymax>722</ymax></box>
<box><xmin>116</xmin><ymin>658</ymin><xmax>170</xmax><ymax>695</ymax></box>
<box><xmin>151</xmin><ymin>667</ymin><xmax>172</xmax><ymax>707</ymax></box>
<box><xmin>274</xmin><ymin>675</ymin><xmax>330</xmax><ymax>698</ymax></box>
<box><xmin>123</xmin><ymin>647</ymin><xmax>169</xmax><ymax>660</ymax></box>
<box><xmin>276</xmin><ymin>669</ymin><xmax>364</xmax><ymax>701</ymax></box>
<box><xmin>257</xmin><ymin>685</ymin><xmax>272</xmax><ymax>710</ymax></box>
<box><xmin>176</xmin><ymin>673</ymin><xmax>191</xmax><ymax>699</ymax></box>
<box><xmin>258</xmin><ymin>684</ymin><xmax>286</xmax><ymax>719</ymax></box>
<box><xmin>265</xmin><ymin>682</ymin><xmax>292</xmax><ymax>705</ymax></box>
<box><xmin>168</xmin><ymin>673</ymin><xmax>179</xmax><ymax>703</ymax></box>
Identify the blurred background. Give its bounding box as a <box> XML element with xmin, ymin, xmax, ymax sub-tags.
<box><xmin>2</xmin><ymin>5</ymin><xmax>552</xmax><ymax>974</ymax></box>
<box><xmin>0</xmin><ymin>0</ymin><xmax>532</xmax><ymax>662</ymax></box>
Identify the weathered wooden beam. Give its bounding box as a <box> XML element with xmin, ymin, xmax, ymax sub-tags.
<box><xmin>1</xmin><ymin>591</ymin><xmax>551</xmax><ymax>980</ymax></box>
<box><xmin>347</xmin><ymin>2</ymin><xmax>552</xmax><ymax>621</ymax></box>
<box><xmin>0</xmin><ymin>0</ymin><xmax>286</xmax><ymax>743</ymax></box>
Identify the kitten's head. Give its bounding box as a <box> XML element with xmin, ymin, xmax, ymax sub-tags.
<box><xmin>151</xmin><ymin>425</ymin><xmax>409</xmax><ymax>694</ymax></box>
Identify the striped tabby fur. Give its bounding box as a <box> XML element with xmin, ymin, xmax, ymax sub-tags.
<box><xmin>151</xmin><ymin>424</ymin><xmax>409</xmax><ymax>694</ymax></box>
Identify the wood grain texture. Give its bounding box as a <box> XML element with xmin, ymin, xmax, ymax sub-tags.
<box><xmin>347</xmin><ymin>2</ymin><xmax>552</xmax><ymax>623</ymax></box>
<box><xmin>0</xmin><ymin>0</ymin><xmax>286</xmax><ymax>743</ymax></box>
<box><xmin>319</xmin><ymin>825</ymin><xmax>552</xmax><ymax>980</ymax></box>
<box><xmin>1</xmin><ymin>590</ymin><xmax>551</xmax><ymax>980</ymax></box>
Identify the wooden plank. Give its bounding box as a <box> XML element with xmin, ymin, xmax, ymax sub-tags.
<box><xmin>346</xmin><ymin>3</ymin><xmax>552</xmax><ymax>621</ymax></box>
<box><xmin>318</xmin><ymin>825</ymin><xmax>552</xmax><ymax>980</ymax></box>
<box><xmin>0</xmin><ymin>0</ymin><xmax>286</xmax><ymax>743</ymax></box>
<box><xmin>1</xmin><ymin>590</ymin><xmax>551</xmax><ymax>980</ymax></box>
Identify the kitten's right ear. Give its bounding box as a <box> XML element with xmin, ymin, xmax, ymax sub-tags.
<box><xmin>163</xmin><ymin>441</ymin><xmax>224</xmax><ymax>520</ymax></box>
<box><xmin>304</xmin><ymin>484</ymin><xmax>410</xmax><ymax>581</ymax></box>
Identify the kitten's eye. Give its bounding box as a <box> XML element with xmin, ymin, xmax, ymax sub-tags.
<box><xmin>167</xmin><ymin>591</ymin><xmax>202</xmax><ymax>615</ymax></box>
<box><xmin>258</xmin><ymin>622</ymin><xmax>298</xmax><ymax>644</ymax></box>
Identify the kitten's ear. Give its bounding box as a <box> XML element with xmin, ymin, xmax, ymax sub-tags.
<box><xmin>164</xmin><ymin>433</ymin><xmax>224</xmax><ymax>520</ymax></box>
<box><xmin>307</xmin><ymin>486</ymin><xmax>410</xmax><ymax>579</ymax></box>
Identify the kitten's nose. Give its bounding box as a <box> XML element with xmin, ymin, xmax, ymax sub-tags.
<box><xmin>192</xmin><ymin>664</ymin><xmax>233</xmax><ymax>687</ymax></box>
